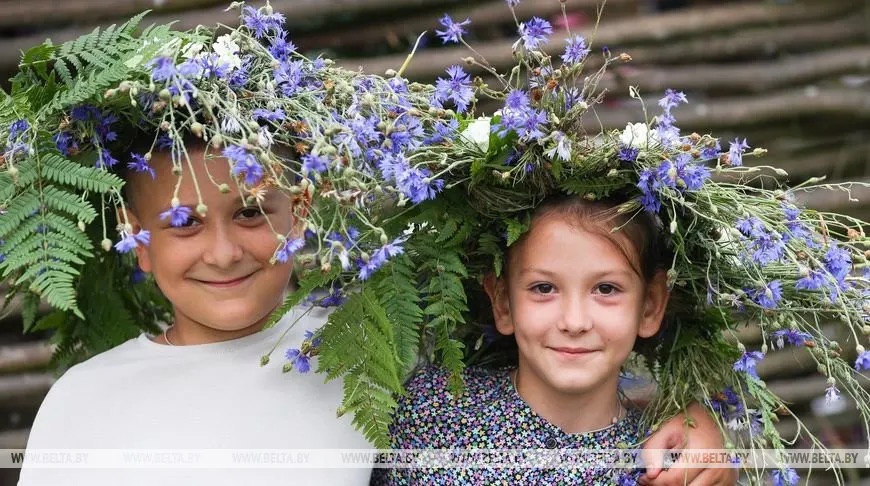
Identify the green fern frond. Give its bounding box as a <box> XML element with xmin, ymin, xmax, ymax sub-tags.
<box><xmin>41</xmin><ymin>185</ymin><xmax>98</xmax><ymax>222</ymax></box>
<box><xmin>40</xmin><ymin>152</ymin><xmax>123</xmax><ymax>193</ymax></box>
<box><xmin>0</xmin><ymin>191</ymin><xmax>41</xmax><ymax>236</ymax></box>
<box><xmin>372</xmin><ymin>254</ymin><xmax>423</xmax><ymax>377</ymax></box>
<box><xmin>53</xmin><ymin>59</ymin><xmax>74</xmax><ymax>86</ymax></box>
<box><xmin>317</xmin><ymin>287</ymin><xmax>403</xmax><ymax>447</ymax></box>
<box><xmin>265</xmin><ymin>265</ymin><xmax>341</xmax><ymax>328</ymax></box>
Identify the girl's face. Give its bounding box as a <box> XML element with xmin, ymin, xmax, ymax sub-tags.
<box><xmin>485</xmin><ymin>212</ymin><xmax>669</xmax><ymax>405</ymax></box>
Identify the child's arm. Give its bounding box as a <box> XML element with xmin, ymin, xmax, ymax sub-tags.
<box><xmin>639</xmin><ymin>403</ymin><xmax>737</xmax><ymax>486</ymax></box>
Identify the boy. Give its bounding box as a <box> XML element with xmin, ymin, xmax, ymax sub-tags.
<box><xmin>18</xmin><ymin>142</ymin><xmax>374</xmax><ymax>486</ymax></box>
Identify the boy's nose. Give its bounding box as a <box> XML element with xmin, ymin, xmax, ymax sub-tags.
<box><xmin>202</xmin><ymin>226</ymin><xmax>244</xmax><ymax>268</ymax></box>
<box><xmin>558</xmin><ymin>296</ymin><xmax>592</xmax><ymax>334</ymax></box>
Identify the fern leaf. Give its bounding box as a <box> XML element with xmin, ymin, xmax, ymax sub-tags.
<box><xmin>42</xmin><ymin>185</ymin><xmax>98</xmax><ymax>222</ymax></box>
<box><xmin>265</xmin><ymin>265</ymin><xmax>341</xmax><ymax>328</ymax></box>
<box><xmin>372</xmin><ymin>254</ymin><xmax>422</xmax><ymax>377</ymax></box>
<box><xmin>41</xmin><ymin>152</ymin><xmax>123</xmax><ymax>192</ymax></box>
<box><xmin>0</xmin><ymin>190</ymin><xmax>40</xmax><ymax>237</ymax></box>
<box><xmin>53</xmin><ymin>59</ymin><xmax>74</xmax><ymax>86</ymax></box>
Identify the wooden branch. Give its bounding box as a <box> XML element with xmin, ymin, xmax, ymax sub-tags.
<box><xmin>0</xmin><ymin>372</ymin><xmax>54</xmax><ymax>407</ymax></box>
<box><xmin>768</xmin><ymin>374</ymin><xmax>870</xmax><ymax>404</ymax></box>
<box><xmin>294</xmin><ymin>0</ymin><xmax>638</xmax><ymax>51</ymax></box>
<box><xmin>598</xmin><ymin>46</ymin><xmax>870</xmax><ymax>95</ymax></box>
<box><xmin>349</xmin><ymin>1</ymin><xmax>860</xmax><ymax>78</ymax></box>
<box><xmin>585</xmin><ymin>87</ymin><xmax>870</xmax><ymax>132</ymax></box>
<box><xmin>0</xmin><ymin>0</ymin><xmax>226</xmax><ymax>29</ymax></box>
<box><xmin>0</xmin><ymin>342</ymin><xmax>52</xmax><ymax>374</ymax></box>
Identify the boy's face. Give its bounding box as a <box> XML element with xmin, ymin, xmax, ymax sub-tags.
<box><xmin>125</xmin><ymin>145</ymin><xmax>294</xmax><ymax>339</ymax></box>
<box><xmin>484</xmin><ymin>213</ymin><xmax>668</xmax><ymax>407</ymax></box>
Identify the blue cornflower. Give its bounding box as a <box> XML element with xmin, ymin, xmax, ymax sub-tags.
<box><xmin>795</xmin><ymin>269</ymin><xmax>826</xmax><ymax>291</ymax></box>
<box><xmin>618</xmin><ymin>145</ymin><xmax>639</xmax><ymax>162</ymax></box>
<box><xmin>505</xmin><ymin>0</ymin><xmax>520</xmax><ymax>6</ymax></box>
<box><xmin>824</xmin><ymin>244</ymin><xmax>851</xmax><ymax>282</ymax></box>
<box><xmin>53</xmin><ymin>132</ymin><xmax>77</xmax><ymax>156</ymax></box>
<box><xmin>518</xmin><ymin>17</ymin><xmax>553</xmax><ymax>50</ymax></box>
<box><xmin>637</xmin><ymin>169</ymin><xmax>662</xmax><ymax>213</ymax></box>
<box><xmin>275</xmin><ymin>237</ymin><xmax>305</xmax><ymax>263</ymax></box>
<box><xmin>855</xmin><ymin>350</ymin><xmax>870</xmax><ymax>371</ymax></box>
<box><xmin>148</xmin><ymin>57</ymin><xmax>176</xmax><ymax>82</ymax></box>
<box><xmin>615</xmin><ymin>470</ymin><xmax>641</xmax><ymax>486</ymax></box>
<box><xmin>708</xmin><ymin>386</ymin><xmax>745</xmax><ymax>419</ymax></box>
<box><xmin>825</xmin><ymin>384</ymin><xmax>841</xmax><ymax>403</ymax></box>
<box><xmin>177</xmin><ymin>58</ymin><xmax>202</xmax><ymax>78</ymax></box>
<box><xmin>8</xmin><ymin>119</ymin><xmax>29</xmax><ymax>140</ymax></box>
<box><xmin>223</xmin><ymin>145</ymin><xmax>264</xmax><ymax>186</ymax></box>
<box><xmin>274</xmin><ymin>59</ymin><xmax>305</xmax><ymax>96</ymax></box>
<box><xmin>658</xmin><ymin>89</ymin><xmax>688</xmax><ymax>112</ymax></box>
<box><xmin>70</xmin><ymin>105</ymin><xmax>98</xmax><ymax>122</ymax></box>
<box><xmin>700</xmin><ymin>139</ymin><xmax>721</xmax><ymax>160</ymax></box>
<box><xmin>303</xmin><ymin>329</ymin><xmax>322</xmax><ymax>348</ymax></box>
<box><xmin>747</xmin><ymin>280</ymin><xmax>783</xmax><ymax>309</ymax></box>
<box><xmin>243</xmin><ymin>5</ymin><xmax>286</xmax><ymax>39</ymax></box>
<box><xmin>284</xmin><ymin>348</ymin><xmax>311</xmax><ymax>373</ymax></box>
<box><xmin>269</xmin><ymin>36</ymin><xmax>297</xmax><ymax>61</ymax></box>
<box><xmin>433</xmin><ymin>65</ymin><xmax>474</xmax><ymax>114</ymax></box>
<box><xmin>317</xmin><ymin>285</ymin><xmax>345</xmax><ymax>307</ymax></box>
<box><xmin>770</xmin><ymin>468</ymin><xmax>799</xmax><ymax>486</ymax></box>
<box><xmin>130</xmin><ymin>266</ymin><xmax>147</xmax><ymax>284</ymax></box>
<box><xmin>561</xmin><ymin>35</ymin><xmax>590</xmax><ymax>65</ymax></box>
<box><xmin>733</xmin><ymin>350</ymin><xmax>765</xmax><ymax>380</ymax></box>
<box><xmin>736</xmin><ymin>216</ymin><xmax>764</xmax><ymax>238</ymax></box>
<box><xmin>229</xmin><ymin>60</ymin><xmax>251</xmax><ymax>89</ymax></box>
<box><xmin>770</xmin><ymin>329</ymin><xmax>811</xmax><ymax>349</ymax></box>
<box><xmin>114</xmin><ymin>230</ymin><xmax>151</xmax><ymax>253</ymax></box>
<box><xmin>96</xmin><ymin>150</ymin><xmax>119</xmax><ymax>169</ymax></box>
<box><xmin>426</xmin><ymin>118</ymin><xmax>459</xmax><ymax>145</ymax></box>
<box><xmin>159</xmin><ymin>206</ymin><xmax>192</xmax><ymax>227</ymax></box>
<box><xmin>128</xmin><ymin>153</ymin><xmax>155</xmax><ymax>179</ymax></box>
<box><xmin>505</xmin><ymin>89</ymin><xmax>529</xmax><ymax>111</ymax></box>
<box><xmin>728</xmin><ymin>138</ymin><xmax>750</xmax><ymax>166</ymax></box>
<box><xmin>253</xmin><ymin>108</ymin><xmax>286</xmax><ymax>122</ymax></box>
<box><xmin>516</xmin><ymin>109</ymin><xmax>548</xmax><ymax>141</ymax></box>
<box><xmin>435</xmin><ymin>14</ymin><xmax>470</xmax><ymax>44</ymax></box>
<box><xmin>358</xmin><ymin>238</ymin><xmax>406</xmax><ymax>280</ymax></box>
<box><xmin>301</xmin><ymin>153</ymin><xmax>330</xmax><ymax>176</ymax></box>
<box><xmin>397</xmin><ymin>165</ymin><xmax>444</xmax><ymax>204</ymax></box>
<box><xmin>199</xmin><ymin>54</ymin><xmax>232</xmax><ymax>79</ymax></box>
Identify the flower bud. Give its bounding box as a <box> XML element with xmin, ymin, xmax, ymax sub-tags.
<box><xmin>760</xmin><ymin>344</ymin><xmax>768</xmax><ymax>354</ymax></box>
<box><xmin>190</xmin><ymin>122</ymin><xmax>204</xmax><ymax>138</ymax></box>
<box><xmin>857</xmin><ymin>344</ymin><xmax>866</xmax><ymax>353</ymax></box>
<box><xmin>101</xmin><ymin>238</ymin><xmax>113</xmax><ymax>252</ymax></box>
<box><xmin>119</xmin><ymin>81</ymin><xmax>132</xmax><ymax>93</ymax></box>
<box><xmin>104</xmin><ymin>89</ymin><xmax>116</xmax><ymax>98</ymax></box>
<box><xmin>7</xmin><ymin>166</ymin><xmax>19</xmax><ymax>178</ymax></box>
<box><xmin>380</xmin><ymin>232</ymin><xmax>389</xmax><ymax>245</ymax></box>
<box><xmin>77</xmin><ymin>221</ymin><xmax>86</xmax><ymax>232</ymax></box>
<box><xmin>218</xmin><ymin>184</ymin><xmax>231</xmax><ymax>194</ymax></box>
<box><xmin>158</xmin><ymin>89</ymin><xmax>172</xmax><ymax>102</ymax></box>
<box><xmin>384</xmin><ymin>68</ymin><xmax>397</xmax><ymax>77</ymax></box>
<box><xmin>210</xmin><ymin>134</ymin><xmax>223</xmax><ymax>149</ymax></box>
<box><xmin>159</xmin><ymin>121</ymin><xmax>171</xmax><ymax>132</ymax></box>
<box><xmin>669</xmin><ymin>220</ymin><xmax>677</xmax><ymax>233</ymax></box>
<box><xmin>196</xmin><ymin>203</ymin><xmax>208</xmax><ymax>216</ymax></box>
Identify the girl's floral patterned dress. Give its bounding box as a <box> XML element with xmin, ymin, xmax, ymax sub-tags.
<box><xmin>371</xmin><ymin>366</ymin><xmax>643</xmax><ymax>485</ymax></box>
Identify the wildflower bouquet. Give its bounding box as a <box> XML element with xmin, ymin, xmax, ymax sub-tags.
<box><xmin>1</xmin><ymin>1</ymin><xmax>868</xmax><ymax>482</ymax></box>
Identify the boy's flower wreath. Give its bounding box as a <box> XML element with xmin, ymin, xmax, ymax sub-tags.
<box><xmin>1</xmin><ymin>2</ymin><xmax>868</xmax><ymax>481</ymax></box>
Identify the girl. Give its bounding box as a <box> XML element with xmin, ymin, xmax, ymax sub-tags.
<box><xmin>372</xmin><ymin>196</ymin><xmax>728</xmax><ymax>485</ymax></box>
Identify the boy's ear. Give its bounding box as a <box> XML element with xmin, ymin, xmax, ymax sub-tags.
<box><xmin>116</xmin><ymin>206</ymin><xmax>152</xmax><ymax>273</ymax></box>
<box><xmin>638</xmin><ymin>270</ymin><xmax>670</xmax><ymax>338</ymax></box>
<box><xmin>483</xmin><ymin>273</ymin><xmax>514</xmax><ymax>336</ymax></box>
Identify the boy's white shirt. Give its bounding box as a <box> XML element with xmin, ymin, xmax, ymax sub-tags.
<box><xmin>18</xmin><ymin>306</ymin><xmax>373</xmax><ymax>486</ymax></box>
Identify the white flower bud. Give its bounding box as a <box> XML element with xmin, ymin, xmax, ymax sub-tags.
<box><xmin>101</xmin><ymin>238</ymin><xmax>113</xmax><ymax>252</ymax></box>
<box><xmin>857</xmin><ymin>345</ymin><xmax>866</xmax><ymax>354</ymax></box>
<box><xmin>196</xmin><ymin>204</ymin><xmax>208</xmax><ymax>216</ymax></box>
<box><xmin>77</xmin><ymin>221</ymin><xmax>86</xmax><ymax>232</ymax></box>
<box><xmin>669</xmin><ymin>220</ymin><xmax>677</xmax><ymax>234</ymax></box>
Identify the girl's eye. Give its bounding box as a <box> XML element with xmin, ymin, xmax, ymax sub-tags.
<box><xmin>531</xmin><ymin>283</ymin><xmax>555</xmax><ymax>295</ymax></box>
<box><xmin>595</xmin><ymin>283</ymin><xmax>617</xmax><ymax>295</ymax></box>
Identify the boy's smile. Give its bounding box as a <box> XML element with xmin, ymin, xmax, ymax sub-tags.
<box><xmin>123</xmin><ymin>143</ymin><xmax>295</xmax><ymax>345</ymax></box>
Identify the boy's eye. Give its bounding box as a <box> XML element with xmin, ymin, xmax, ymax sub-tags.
<box><xmin>531</xmin><ymin>283</ymin><xmax>555</xmax><ymax>294</ymax></box>
<box><xmin>237</xmin><ymin>207</ymin><xmax>264</xmax><ymax>220</ymax></box>
<box><xmin>595</xmin><ymin>283</ymin><xmax>617</xmax><ymax>295</ymax></box>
